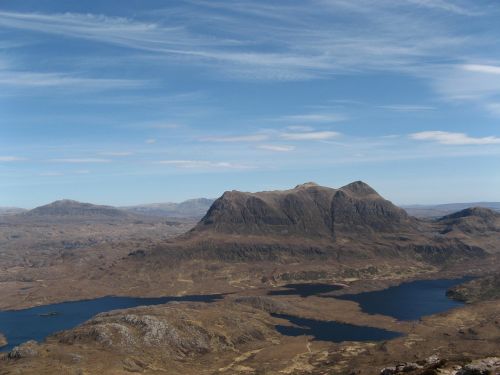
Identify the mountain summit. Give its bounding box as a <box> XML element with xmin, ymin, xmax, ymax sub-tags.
<box><xmin>194</xmin><ymin>181</ymin><xmax>411</xmax><ymax>238</ymax></box>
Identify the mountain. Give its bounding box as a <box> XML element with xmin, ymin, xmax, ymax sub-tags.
<box><xmin>195</xmin><ymin>181</ymin><xmax>412</xmax><ymax>238</ymax></box>
<box><xmin>121</xmin><ymin>198</ymin><xmax>214</xmax><ymax>219</ymax></box>
<box><xmin>403</xmin><ymin>202</ymin><xmax>500</xmax><ymax>218</ymax></box>
<box><xmin>25</xmin><ymin>199</ymin><xmax>129</xmax><ymax>219</ymax></box>
<box><xmin>142</xmin><ymin>181</ymin><xmax>488</xmax><ymax>264</ymax></box>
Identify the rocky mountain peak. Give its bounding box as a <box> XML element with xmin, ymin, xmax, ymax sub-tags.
<box><xmin>340</xmin><ymin>180</ymin><xmax>379</xmax><ymax>197</ymax></box>
<box><xmin>195</xmin><ymin>181</ymin><xmax>411</xmax><ymax>238</ymax></box>
<box><xmin>294</xmin><ymin>182</ymin><xmax>320</xmax><ymax>189</ymax></box>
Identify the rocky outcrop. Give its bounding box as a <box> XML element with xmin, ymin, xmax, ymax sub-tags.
<box><xmin>7</xmin><ymin>341</ymin><xmax>39</xmax><ymax>359</ymax></box>
<box><xmin>56</xmin><ymin>303</ymin><xmax>276</xmax><ymax>358</ymax></box>
<box><xmin>379</xmin><ymin>356</ymin><xmax>500</xmax><ymax>375</ymax></box>
<box><xmin>457</xmin><ymin>357</ymin><xmax>500</xmax><ymax>374</ymax></box>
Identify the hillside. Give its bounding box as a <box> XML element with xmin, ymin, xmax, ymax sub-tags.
<box><xmin>438</xmin><ymin>207</ymin><xmax>500</xmax><ymax>236</ymax></box>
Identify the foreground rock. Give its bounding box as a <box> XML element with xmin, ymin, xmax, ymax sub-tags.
<box><xmin>380</xmin><ymin>356</ymin><xmax>500</xmax><ymax>375</ymax></box>
<box><xmin>0</xmin><ymin>301</ymin><xmax>281</xmax><ymax>374</ymax></box>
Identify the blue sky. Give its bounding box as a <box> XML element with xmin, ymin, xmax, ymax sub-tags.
<box><xmin>1</xmin><ymin>0</ymin><xmax>500</xmax><ymax>208</ymax></box>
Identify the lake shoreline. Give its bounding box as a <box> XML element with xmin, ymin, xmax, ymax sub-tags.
<box><xmin>0</xmin><ymin>333</ymin><xmax>6</xmax><ymax>348</ymax></box>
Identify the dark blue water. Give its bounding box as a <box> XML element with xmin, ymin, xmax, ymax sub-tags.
<box><xmin>336</xmin><ymin>277</ymin><xmax>471</xmax><ymax>321</ymax></box>
<box><xmin>0</xmin><ymin>294</ymin><xmax>222</xmax><ymax>352</ymax></box>
<box><xmin>268</xmin><ymin>283</ymin><xmax>343</xmax><ymax>297</ymax></box>
<box><xmin>272</xmin><ymin>313</ymin><xmax>401</xmax><ymax>342</ymax></box>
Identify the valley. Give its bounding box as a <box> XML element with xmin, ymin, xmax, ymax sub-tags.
<box><xmin>0</xmin><ymin>182</ymin><xmax>499</xmax><ymax>374</ymax></box>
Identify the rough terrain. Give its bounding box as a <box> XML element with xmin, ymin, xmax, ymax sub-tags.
<box><xmin>0</xmin><ymin>182</ymin><xmax>499</xmax><ymax>374</ymax></box>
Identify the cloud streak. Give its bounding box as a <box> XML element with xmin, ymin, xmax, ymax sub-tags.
<box><xmin>49</xmin><ymin>158</ymin><xmax>112</xmax><ymax>163</ymax></box>
<box><xmin>0</xmin><ymin>156</ymin><xmax>25</xmax><ymax>162</ymax></box>
<box><xmin>257</xmin><ymin>145</ymin><xmax>295</xmax><ymax>152</ymax></box>
<box><xmin>157</xmin><ymin>160</ymin><xmax>248</xmax><ymax>169</ymax></box>
<box><xmin>0</xmin><ymin>1</ymin><xmax>485</xmax><ymax>81</ymax></box>
<box><xmin>410</xmin><ymin>131</ymin><xmax>500</xmax><ymax>145</ymax></box>
<box><xmin>281</xmin><ymin>131</ymin><xmax>340</xmax><ymax>141</ymax></box>
<box><xmin>201</xmin><ymin>134</ymin><xmax>269</xmax><ymax>142</ymax></box>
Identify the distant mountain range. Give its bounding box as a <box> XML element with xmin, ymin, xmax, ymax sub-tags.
<box><xmin>0</xmin><ymin>198</ymin><xmax>215</xmax><ymax>221</ymax></box>
<box><xmin>121</xmin><ymin>198</ymin><xmax>215</xmax><ymax>218</ymax></box>
<box><xmin>0</xmin><ymin>207</ymin><xmax>27</xmax><ymax>215</ymax></box>
<box><xmin>402</xmin><ymin>202</ymin><xmax>500</xmax><ymax>218</ymax></box>
<box><xmin>2</xmin><ymin>197</ymin><xmax>499</xmax><ymax>222</ymax></box>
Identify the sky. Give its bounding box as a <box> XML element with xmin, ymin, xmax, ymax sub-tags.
<box><xmin>1</xmin><ymin>0</ymin><xmax>500</xmax><ymax>208</ymax></box>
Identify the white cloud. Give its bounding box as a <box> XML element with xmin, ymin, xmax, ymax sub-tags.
<box><xmin>257</xmin><ymin>145</ymin><xmax>295</xmax><ymax>152</ymax></box>
<box><xmin>281</xmin><ymin>131</ymin><xmax>340</xmax><ymax>141</ymax></box>
<box><xmin>49</xmin><ymin>158</ymin><xmax>111</xmax><ymax>163</ymax></box>
<box><xmin>462</xmin><ymin>64</ymin><xmax>500</xmax><ymax>75</ymax></box>
<box><xmin>157</xmin><ymin>160</ymin><xmax>247</xmax><ymax>169</ymax></box>
<box><xmin>201</xmin><ymin>134</ymin><xmax>269</xmax><ymax>142</ymax></box>
<box><xmin>0</xmin><ymin>156</ymin><xmax>25</xmax><ymax>162</ymax></box>
<box><xmin>145</xmin><ymin>139</ymin><xmax>157</xmax><ymax>144</ymax></box>
<box><xmin>280</xmin><ymin>113</ymin><xmax>346</xmax><ymax>123</ymax></box>
<box><xmin>410</xmin><ymin>131</ymin><xmax>500</xmax><ymax>145</ymax></box>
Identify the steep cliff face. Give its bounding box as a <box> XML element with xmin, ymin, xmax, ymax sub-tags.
<box><xmin>195</xmin><ymin>181</ymin><xmax>412</xmax><ymax>239</ymax></box>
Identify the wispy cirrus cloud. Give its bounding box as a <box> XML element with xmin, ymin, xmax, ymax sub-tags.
<box><xmin>157</xmin><ymin>160</ymin><xmax>248</xmax><ymax>169</ymax></box>
<box><xmin>410</xmin><ymin>131</ymin><xmax>500</xmax><ymax>145</ymax></box>
<box><xmin>462</xmin><ymin>64</ymin><xmax>500</xmax><ymax>75</ymax></box>
<box><xmin>0</xmin><ymin>156</ymin><xmax>25</xmax><ymax>162</ymax></box>
<box><xmin>201</xmin><ymin>134</ymin><xmax>269</xmax><ymax>142</ymax></box>
<box><xmin>0</xmin><ymin>70</ymin><xmax>146</xmax><ymax>89</ymax></box>
<box><xmin>0</xmin><ymin>0</ymin><xmax>485</xmax><ymax>81</ymax></box>
<box><xmin>49</xmin><ymin>158</ymin><xmax>112</xmax><ymax>163</ymax></box>
<box><xmin>280</xmin><ymin>131</ymin><xmax>340</xmax><ymax>141</ymax></box>
<box><xmin>278</xmin><ymin>113</ymin><xmax>346</xmax><ymax>123</ymax></box>
<box><xmin>377</xmin><ymin>104</ymin><xmax>435</xmax><ymax>112</ymax></box>
<box><xmin>257</xmin><ymin>144</ymin><xmax>295</xmax><ymax>152</ymax></box>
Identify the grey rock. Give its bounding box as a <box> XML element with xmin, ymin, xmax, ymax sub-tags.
<box><xmin>7</xmin><ymin>340</ymin><xmax>39</xmax><ymax>359</ymax></box>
